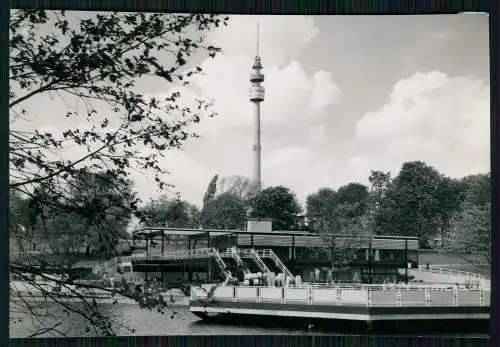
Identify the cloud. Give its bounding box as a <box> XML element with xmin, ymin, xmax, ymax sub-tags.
<box><xmin>353</xmin><ymin>71</ymin><xmax>489</xmax><ymax>179</ymax></box>
<box><xmin>309</xmin><ymin>124</ymin><xmax>328</xmax><ymax>143</ymax></box>
<box><xmin>310</xmin><ymin>70</ymin><xmax>342</xmax><ymax>111</ymax></box>
<box><xmin>263</xmin><ymin>146</ymin><xmax>339</xmax><ymax>204</ymax></box>
<box><xmin>189</xmin><ymin>57</ymin><xmax>340</xmax><ymax>134</ymax></box>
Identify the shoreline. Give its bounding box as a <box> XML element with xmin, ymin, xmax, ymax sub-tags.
<box><xmin>10</xmin><ymin>292</ymin><xmax>190</xmax><ymax>306</ymax></box>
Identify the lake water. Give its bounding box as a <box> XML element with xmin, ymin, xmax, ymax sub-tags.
<box><xmin>10</xmin><ymin>300</ymin><xmax>320</xmax><ymax>337</ymax></box>
<box><xmin>10</xmin><ymin>300</ymin><xmax>490</xmax><ymax>338</ymax></box>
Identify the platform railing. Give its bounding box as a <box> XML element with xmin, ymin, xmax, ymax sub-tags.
<box><xmin>93</xmin><ymin>247</ymin><xmax>219</xmax><ymax>274</ymax></box>
<box><xmin>191</xmin><ymin>285</ymin><xmax>491</xmax><ymax>308</ymax></box>
<box><xmin>137</xmin><ymin>247</ymin><xmax>216</xmax><ymax>261</ymax></box>
<box><xmin>288</xmin><ymin>283</ymin><xmax>479</xmax><ymax>290</ymax></box>
<box><xmin>238</xmin><ymin>249</ymin><xmax>271</xmax><ymax>274</ymax></box>
<box><xmin>257</xmin><ymin>249</ymin><xmax>293</xmax><ymax>279</ymax></box>
<box><xmin>237</xmin><ymin>248</ymin><xmax>253</xmax><ymax>257</ymax></box>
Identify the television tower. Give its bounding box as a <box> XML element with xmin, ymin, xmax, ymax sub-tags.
<box><xmin>249</xmin><ymin>23</ymin><xmax>265</xmax><ymax>192</ymax></box>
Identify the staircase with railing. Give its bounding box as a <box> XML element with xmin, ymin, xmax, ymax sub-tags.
<box><xmin>219</xmin><ymin>248</ymin><xmax>246</xmax><ymax>274</ymax></box>
<box><xmin>238</xmin><ymin>249</ymin><xmax>271</xmax><ymax>274</ymax></box>
<box><xmin>209</xmin><ymin>248</ymin><xmax>233</xmax><ymax>282</ymax></box>
<box><xmin>220</xmin><ymin>248</ymin><xmax>250</xmax><ymax>274</ymax></box>
<box><xmin>230</xmin><ymin>248</ymin><xmax>249</xmax><ymax>272</ymax></box>
<box><xmin>257</xmin><ymin>249</ymin><xmax>293</xmax><ymax>279</ymax></box>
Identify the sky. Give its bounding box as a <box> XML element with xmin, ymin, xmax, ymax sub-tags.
<box><xmin>12</xmin><ymin>13</ymin><xmax>491</xmax><ymax>208</ymax></box>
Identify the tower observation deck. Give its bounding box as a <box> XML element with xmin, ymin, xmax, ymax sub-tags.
<box><xmin>249</xmin><ymin>57</ymin><xmax>265</xmax><ymax>102</ymax></box>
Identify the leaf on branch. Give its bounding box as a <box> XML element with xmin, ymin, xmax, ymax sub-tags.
<box><xmin>9</xmin><ymin>11</ymin><xmax>229</xmax><ymax>333</ymax></box>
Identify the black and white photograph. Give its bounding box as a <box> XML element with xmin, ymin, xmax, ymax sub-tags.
<box><xmin>8</xmin><ymin>10</ymin><xmax>492</xmax><ymax>338</ymax></box>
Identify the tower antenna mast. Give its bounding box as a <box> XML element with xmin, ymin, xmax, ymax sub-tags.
<box><xmin>256</xmin><ymin>22</ymin><xmax>260</xmax><ymax>56</ymax></box>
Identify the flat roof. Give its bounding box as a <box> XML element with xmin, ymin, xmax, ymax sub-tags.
<box><xmin>133</xmin><ymin>227</ymin><xmax>235</xmax><ymax>237</ymax></box>
<box><xmin>133</xmin><ymin>227</ymin><xmax>419</xmax><ymax>240</ymax></box>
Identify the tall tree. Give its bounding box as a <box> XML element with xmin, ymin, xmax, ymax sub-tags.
<box><xmin>335</xmin><ymin>183</ymin><xmax>369</xmax><ymax>219</ymax></box>
<box><xmin>202</xmin><ymin>175</ymin><xmax>219</xmax><ymax>205</ymax></box>
<box><xmin>138</xmin><ymin>196</ymin><xmax>200</xmax><ymax>249</ymax></box>
<box><xmin>22</xmin><ymin>171</ymin><xmax>136</xmax><ymax>258</ymax></box>
<box><xmin>434</xmin><ymin>176</ymin><xmax>463</xmax><ymax>242</ymax></box>
<box><xmin>366</xmin><ymin>171</ymin><xmax>391</xmax><ymax>230</ymax></box>
<box><xmin>9</xmin><ymin>191</ymin><xmax>39</xmax><ymax>253</ymax></box>
<box><xmin>200</xmin><ymin>193</ymin><xmax>247</xmax><ymax>230</ymax></box>
<box><xmin>9</xmin><ymin>9</ymin><xmax>228</xmax><ymax>336</ymax></box>
<box><xmin>443</xmin><ymin>174</ymin><xmax>491</xmax><ymax>267</ymax></box>
<box><xmin>459</xmin><ymin>173</ymin><xmax>491</xmax><ymax>206</ymax></box>
<box><xmin>374</xmin><ymin>161</ymin><xmax>442</xmax><ymax>247</ymax></box>
<box><xmin>444</xmin><ymin>202</ymin><xmax>490</xmax><ymax>266</ymax></box>
<box><xmin>140</xmin><ymin>196</ymin><xmax>200</xmax><ymax>229</ymax></box>
<box><xmin>32</xmin><ymin>208</ymin><xmax>90</xmax><ymax>256</ymax></box>
<box><xmin>306</xmin><ymin>183</ymin><xmax>370</xmax><ymax>277</ymax></box>
<box><xmin>306</xmin><ymin>188</ymin><xmax>337</xmax><ymax>233</ymax></box>
<box><xmin>249</xmin><ymin>186</ymin><xmax>302</xmax><ymax>230</ymax></box>
<box><xmin>368</xmin><ymin>171</ymin><xmax>392</xmax><ymax>202</ymax></box>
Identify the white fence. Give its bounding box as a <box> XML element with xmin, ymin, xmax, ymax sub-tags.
<box><xmin>191</xmin><ymin>285</ymin><xmax>490</xmax><ymax>308</ymax></box>
<box><xmin>417</xmin><ymin>265</ymin><xmax>485</xmax><ymax>281</ymax></box>
<box><xmin>414</xmin><ymin>265</ymin><xmax>489</xmax><ymax>287</ymax></box>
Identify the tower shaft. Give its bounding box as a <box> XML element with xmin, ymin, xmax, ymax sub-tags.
<box><xmin>253</xmin><ymin>102</ymin><xmax>262</xmax><ymax>191</ymax></box>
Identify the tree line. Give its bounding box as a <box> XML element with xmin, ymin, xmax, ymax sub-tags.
<box><xmin>137</xmin><ymin>161</ymin><xmax>490</xmax><ymax>267</ymax></box>
<box><xmin>12</xmin><ymin>161</ymin><xmax>490</xmax><ymax>266</ymax></box>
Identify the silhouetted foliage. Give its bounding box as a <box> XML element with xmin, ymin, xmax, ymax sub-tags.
<box><xmin>9</xmin><ymin>9</ymin><xmax>228</xmax><ymax>336</ymax></box>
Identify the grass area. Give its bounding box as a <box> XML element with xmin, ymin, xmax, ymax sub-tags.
<box><xmin>419</xmin><ymin>250</ymin><xmax>490</xmax><ymax>278</ymax></box>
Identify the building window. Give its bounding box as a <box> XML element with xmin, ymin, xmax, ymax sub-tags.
<box><xmin>296</xmin><ymin>247</ymin><xmax>310</xmax><ymax>259</ymax></box>
<box><xmin>380</xmin><ymin>250</ymin><xmax>396</xmax><ymax>261</ymax></box>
